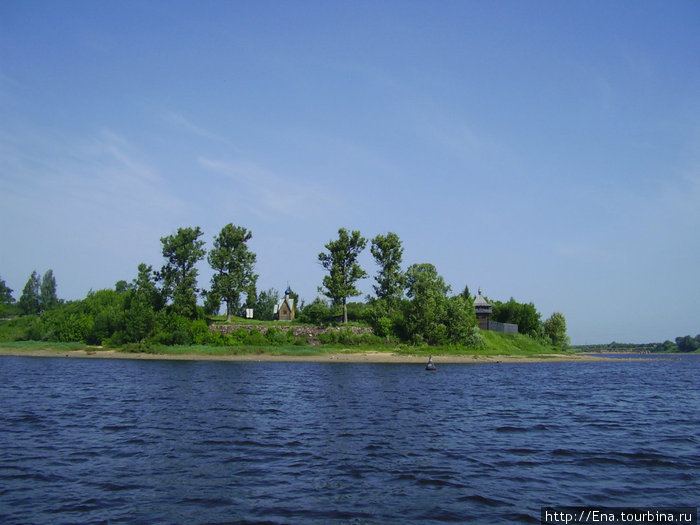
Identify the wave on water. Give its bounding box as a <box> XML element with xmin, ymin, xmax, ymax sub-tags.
<box><xmin>0</xmin><ymin>356</ymin><xmax>698</xmax><ymax>524</ymax></box>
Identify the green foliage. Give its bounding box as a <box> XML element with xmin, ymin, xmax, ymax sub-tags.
<box><xmin>159</xmin><ymin>226</ymin><xmax>206</xmax><ymax>319</ymax></box>
<box><xmin>365</xmin><ymin>298</ymin><xmax>407</xmax><ymax>341</ymax></box>
<box><xmin>444</xmin><ymin>295</ymin><xmax>478</xmax><ymax>345</ymax></box>
<box><xmin>675</xmin><ymin>334</ymin><xmax>700</xmax><ymax>352</ymax></box>
<box><xmin>253</xmin><ymin>288</ymin><xmax>280</xmax><ymax>321</ymax></box>
<box><xmin>0</xmin><ymin>314</ymin><xmax>40</xmax><ymax>341</ymax></box>
<box><xmin>543</xmin><ymin>312</ymin><xmax>569</xmax><ymax>348</ymax></box>
<box><xmin>265</xmin><ymin>327</ymin><xmax>294</xmax><ymax>345</ymax></box>
<box><xmin>491</xmin><ymin>298</ymin><xmax>542</xmax><ymax>337</ymax></box>
<box><xmin>297</xmin><ymin>296</ymin><xmax>335</xmax><ymax>325</ymax></box>
<box><xmin>373</xmin><ymin>315</ymin><xmax>393</xmax><ymax>340</ymax></box>
<box><xmin>0</xmin><ymin>276</ymin><xmax>17</xmax><ymax>317</ymax></box>
<box><xmin>201</xmin><ymin>289</ymin><xmax>221</xmax><ymax>317</ymax></box>
<box><xmin>150</xmin><ymin>311</ymin><xmax>194</xmax><ymax>346</ymax></box>
<box><xmin>244</xmin><ymin>328</ymin><xmax>267</xmax><ymax>346</ymax></box>
<box><xmin>371</xmin><ymin>232</ymin><xmax>405</xmax><ymax>306</ymax></box>
<box><xmin>40</xmin><ymin>269</ymin><xmax>59</xmax><ymax>311</ymax></box>
<box><xmin>317</xmin><ymin>328</ymin><xmax>383</xmax><ymax>346</ymax></box>
<box><xmin>42</xmin><ymin>306</ymin><xmax>94</xmax><ymax>343</ymax></box>
<box><xmin>404</xmin><ymin>263</ymin><xmax>450</xmax><ymax>345</ymax></box>
<box><xmin>208</xmin><ymin>223</ymin><xmax>258</xmax><ymax>321</ymax></box>
<box><xmin>402</xmin><ymin>264</ymin><xmax>478</xmax><ymax>346</ymax></box>
<box><xmin>1</xmin><ymin>225</ymin><xmax>578</xmax><ymax>354</ymax></box>
<box><xmin>18</xmin><ymin>271</ymin><xmax>41</xmax><ymax>315</ymax></box>
<box><xmin>190</xmin><ymin>319</ymin><xmax>211</xmax><ymax>345</ymax></box>
<box><xmin>318</xmin><ymin>228</ymin><xmax>367</xmax><ymax>323</ymax></box>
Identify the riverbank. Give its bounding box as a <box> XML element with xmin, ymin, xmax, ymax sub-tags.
<box><xmin>0</xmin><ymin>347</ymin><xmax>612</xmax><ymax>363</ymax></box>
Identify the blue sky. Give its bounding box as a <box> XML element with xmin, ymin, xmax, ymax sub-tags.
<box><xmin>1</xmin><ymin>1</ymin><xmax>698</xmax><ymax>344</ymax></box>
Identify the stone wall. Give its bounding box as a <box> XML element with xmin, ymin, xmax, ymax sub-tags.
<box><xmin>209</xmin><ymin>324</ymin><xmax>374</xmax><ymax>340</ymax></box>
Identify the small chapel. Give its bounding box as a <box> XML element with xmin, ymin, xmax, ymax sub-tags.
<box><xmin>274</xmin><ymin>288</ymin><xmax>295</xmax><ymax>321</ymax></box>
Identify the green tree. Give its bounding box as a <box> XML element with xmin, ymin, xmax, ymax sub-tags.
<box><xmin>404</xmin><ymin>263</ymin><xmax>451</xmax><ymax>345</ymax></box>
<box><xmin>121</xmin><ymin>263</ymin><xmax>164</xmax><ymax>344</ymax></box>
<box><xmin>40</xmin><ymin>269</ymin><xmax>59</xmax><ymax>311</ymax></box>
<box><xmin>208</xmin><ymin>223</ymin><xmax>258</xmax><ymax>322</ymax></box>
<box><xmin>675</xmin><ymin>335</ymin><xmax>700</xmax><ymax>352</ymax></box>
<box><xmin>297</xmin><ymin>296</ymin><xmax>334</xmax><ymax>325</ymax></box>
<box><xmin>492</xmin><ymin>298</ymin><xmax>542</xmax><ymax>337</ymax></box>
<box><xmin>0</xmin><ymin>277</ymin><xmax>15</xmax><ymax>317</ymax></box>
<box><xmin>543</xmin><ymin>311</ymin><xmax>569</xmax><ymax>348</ymax></box>
<box><xmin>159</xmin><ymin>226</ymin><xmax>206</xmax><ymax>319</ymax></box>
<box><xmin>83</xmin><ymin>288</ymin><xmax>125</xmax><ymax>345</ymax></box>
<box><xmin>254</xmin><ymin>288</ymin><xmax>280</xmax><ymax>321</ymax></box>
<box><xmin>445</xmin><ymin>294</ymin><xmax>478</xmax><ymax>344</ymax></box>
<box><xmin>132</xmin><ymin>263</ymin><xmax>163</xmax><ymax>311</ymax></box>
<box><xmin>370</xmin><ymin>232</ymin><xmax>405</xmax><ymax>308</ymax></box>
<box><xmin>18</xmin><ymin>271</ymin><xmax>41</xmax><ymax>315</ymax></box>
<box><xmin>201</xmin><ymin>289</ymin><xmax>221</xmax><ymax>317</ymax></box>
<box><xmin>318</xmin><ymin>228</ymin><xmax>367</xmax><ymax>324</ymax></box>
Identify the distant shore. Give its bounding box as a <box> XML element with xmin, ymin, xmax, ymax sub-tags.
<box><xmin>0</xmin><ymin>348</ymin><xmax>615</xmax><ymax>363</ymax></box>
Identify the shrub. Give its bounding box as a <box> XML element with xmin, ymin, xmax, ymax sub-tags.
<box><xmin>265</xmin><ymin>327</ymin><xmax>291</xmax><ymax>345</ymax></box>
<box><xmin>228</xmin><ymin>328</ymin><xmax>249</xmax><ymax>344</ymax></box>
<box><xmin>190</xmin><ymin>319</ymin><xmax>211</xmax><ymax>345</ymax></box>
<box><xmin>244</xmin><ymin>328</ymin><xmax>267</xmax><ymax>346</ymax></box>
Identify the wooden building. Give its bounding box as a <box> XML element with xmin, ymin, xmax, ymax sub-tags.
<box><xmin>274</xmin><ymin>288</ymin><xmax>295</xmax><ymax>321</ymax></box>
<box><xmin>474</xmin><ymin>288</ymin><xmax>492</xmax><ymax>330</ymax></box>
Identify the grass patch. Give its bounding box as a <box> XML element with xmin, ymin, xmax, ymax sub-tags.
<box><xmin>114</xmin><ymin>331</ymin><xmax>567</xmax><ymax>358</ymax></box>
<box><xmin>119</xmin><ymin>344</ymin><xmax>361</xmax><ymax>358</ymax></box>
<box><xmin>0</xmin><ymin>340</ymin><xmax>96</xmax><ymax>352</ymax></box>
<box><xmin>392</xmin><ymin>331</ymin><xmax>569</xmax><ymax>357</ymax></box>
<box><xmin>0</xmin><ymin>326</ymin><xmax>570</xmax><ymax>360</ymax></box>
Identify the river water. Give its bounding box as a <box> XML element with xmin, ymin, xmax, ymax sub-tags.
<box><xmin>0</xmin><ymin>354</ymin><xmax>698</xmax><ymax>524</ymax></box>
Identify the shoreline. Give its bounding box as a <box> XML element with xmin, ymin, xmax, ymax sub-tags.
<box><xmin>0</xmin><ymin>348</ymin><xmax>616</xmax><ymax>363</ymax></box>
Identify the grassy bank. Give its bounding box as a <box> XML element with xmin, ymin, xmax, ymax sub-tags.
<box><xmin>0</xmin><ymin>330</ymin><xmax>567</xmax><ymax>358</ymax></box>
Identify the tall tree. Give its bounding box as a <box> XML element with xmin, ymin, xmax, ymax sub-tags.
<box><xmin>132</xmin><ymin>263</ymin><xmax>164</xmax><ymax>311</ymax></box>
<box><xmin>123</xmin><ymin>263</ymin><xmax>162</xmax><ymax>343</ymax></box>
<box><xmin>0</xmin><ymin>277</ymin><xmax>15</xmax><ymax>317</ymax></box>
<box><xmin>40</xmin><ymin>269</ymin><xmax>59</xmax><ymax>311</ymax></box>
<box><xmin>208</xmin><ymin>223</ymin><xmax>258</xmax><ymax>322</ymax></box>
<box><xmin>318</xmin><ymin>228</ymin><xmax>367</xmax><ymax>324</ymax></box>
<box><xmin>371</xmin><ymin>232</ymin><xmax>405</xmax><ymax>306</ymax></box>
<box><xmin>159</xmin><ymin>226</ymin><xmax>206</xmax><ymax>319</ymax></box>
<box><xmin>18</xmin><ymin>271</ymin><xmax>41</xmax><ymax>315</ymax></box>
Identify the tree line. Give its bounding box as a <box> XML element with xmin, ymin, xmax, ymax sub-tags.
<box><xmin>0</xmin><ymin>224</ymin><xmax>569</xmax><ymax>348</ymax></box>
<box><xmin>574</xmin><ymin>335</ymin><xmax>700</xmax><ymax>353</ymax></box>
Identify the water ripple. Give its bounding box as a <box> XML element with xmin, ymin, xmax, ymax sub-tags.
<box><xmin>0</xmin><ymin>356</ymin><xmax>698</xmax><ymax>524</ymax></box>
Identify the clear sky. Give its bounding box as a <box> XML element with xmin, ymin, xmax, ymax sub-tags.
<box><xmin>1</xmin><ymin>1</ymin><xmax>698</xmax><ymax>344</ymax></box>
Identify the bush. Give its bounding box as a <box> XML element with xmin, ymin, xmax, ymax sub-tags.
<box><xmin>150</xmin><ymin>312</ymin><xmax>193</xmax><ymax>346</ymax></box>
<box><xmin>297</xmin><ymin>298</ymin><xmax>335</xmax><ymax>325</ymax></box>
<box><xmin>0</xmin><ymin>315</ymin><xmax>42</xmax><ymax>342</ymax></box>
<box><xmin>463</xmin><ymin>326</ymin><xmax>485</xmax><ymax>348</ymax></box>
<box><xmin>244</xmin><ymin>328</ymin><xmax>267</xmax><ymax>346</ymax></box>
<box><xmin>265</xmin><ymin>327</ymin><xmax>291</xmax><ymax>345</ymax></box>
<box><xmin>190</xmin><ymin>319</ymin><xmax>211</xmax><ymax>345</ymax></box>
<box><xmin>104</xmin><ymin>331</ymin><xmax>125</xmax><ymax>348</ymax></box>
<box><xmin>228</xmin><ymin>328</ymin><xmax>249</xmax><ymax>344</ymax></box>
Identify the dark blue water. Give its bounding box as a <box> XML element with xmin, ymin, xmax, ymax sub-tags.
<box><xmin>1</xmin><ymin>355</ymin><xmax>698</xmax><ymax>524</ymax></box>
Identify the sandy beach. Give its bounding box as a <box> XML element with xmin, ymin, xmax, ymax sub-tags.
<box><xmin>0</xmin><ymin>348</ymin><xmax>611</xmax><ymax>363</ymax></box>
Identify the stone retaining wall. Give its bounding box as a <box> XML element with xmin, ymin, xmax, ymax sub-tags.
<box><xmin>209</xmin><ymin>324</ymin><xmax>374</xmax><ymax>340</ymax></box>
